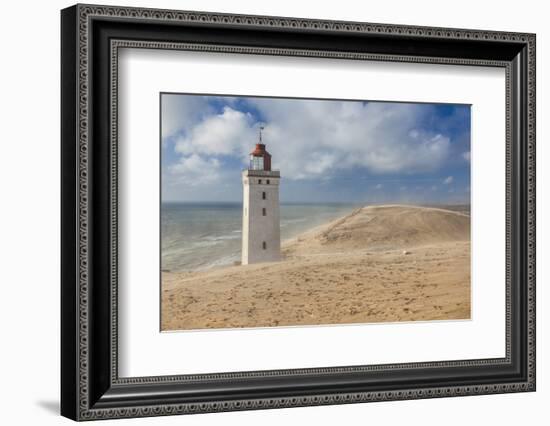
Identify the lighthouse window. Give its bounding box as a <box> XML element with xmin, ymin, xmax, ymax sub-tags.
<box><xmin>262</xmin><ymin>191</ymin><xmax>266</xmax><ymax>200</ymax></box>
<box><xmin>250</xmin><ymin>155</ymin><xmax>264</xmax><ymax>170</ymax></box>
<box><xmin>262</xmin><ymin>241</ymin><xmax>267</xmax><ymax>250</ymax></box>
<box><xmin>266</xmin><ymin>180</ymin><xmax>270</xmax><ymax>185</ymax></box>
<box><xmin>258</xmin><ymin>179</ymin><xmax>262</xmax><ymax>184</ymax></box>
<box><xmin>262</xmin><ymin>208</ymin><xmax>266</xmax><ymax>216</ymax></box>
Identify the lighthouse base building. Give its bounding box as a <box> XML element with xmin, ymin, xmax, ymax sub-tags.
<box><xmin>241</xmin><ymin>142</ymin><xmax>281</xmax><ymax>265</ymax></box>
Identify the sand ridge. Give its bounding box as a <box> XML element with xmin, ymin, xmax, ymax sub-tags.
<box><xmin>162</xmin><ymin>204</ymin><xmax>470</xmax><ymax>331</ymax></box>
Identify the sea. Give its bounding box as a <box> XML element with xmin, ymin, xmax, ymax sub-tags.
<box><xmin>161</xmin><ymin>202</ymin><xmax>359</xmax><ymax>272</ymax></box>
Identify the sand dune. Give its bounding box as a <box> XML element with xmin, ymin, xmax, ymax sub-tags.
<box><xmin>162</xmin><ymin>205</ymin><xmax>470</xmax><ymax>331</ymax></box>
<box><xmin>284</xmin><ymin>205</ymin><xmax>469</xmax><ymax>255</ymax></box>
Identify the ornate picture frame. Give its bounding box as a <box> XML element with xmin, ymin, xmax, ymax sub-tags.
<box><xmin>61</xmin><ymin>4</ymin><xmax>535</xmax><ymax>421</ymax></box>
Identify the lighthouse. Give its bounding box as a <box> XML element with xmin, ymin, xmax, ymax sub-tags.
<box><xmin>241</xmin><ymin>128</ymin><xmax>281</xmax><ymax>265</ymax></box>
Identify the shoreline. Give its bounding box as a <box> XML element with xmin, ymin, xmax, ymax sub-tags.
<box><xmin>162</xmin><ymin>203</ymin><xmax>470</xmax><ymax>273</ymax></box>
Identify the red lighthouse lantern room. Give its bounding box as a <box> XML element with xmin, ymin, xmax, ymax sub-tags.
<box><xmin>249</xmin><ymin>127</ymin><xmax>272</xmax><ymax>171</ymax></box>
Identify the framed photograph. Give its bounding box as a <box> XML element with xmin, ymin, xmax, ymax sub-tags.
<box><xmin>61</xmin><ymin>4</ymin><xmax>536</xmax><ymax>421</ymax></box>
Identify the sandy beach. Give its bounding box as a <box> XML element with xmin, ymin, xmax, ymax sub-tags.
<box><xmin>161</xmin><ymin>205</ymin><xmax>470</xmax><ymax>331</ymax></box>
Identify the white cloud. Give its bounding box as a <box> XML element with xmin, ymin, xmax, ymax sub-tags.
<box><xmin>175</xmin><ymin>106</ymin><xmax>255</xmax><ymax>159</ymax></box>
<box><xmin>168</xmin><ymin>154</ymin><xmax>222</xmax><ymax>186</ymax></box>
<box><xmin>443</xmin><ymin>176</ymin><xmax>454</xmax><ymax>185</ymax></box>
<box><xmin>251</xmin><ymin>100</ymin><xmax>451</xmax><ymax>179</ymax></box>
<box><xmin>165</xmin><ymin>97</ymin><xmax>455</xmax><ymax>184</ymax></box>
<box><xmin>375</xmin><ymin>183</ymin><xmax>383</xmax><ymax>190</ymax></box>
<box><xmin>462</xmin><ymin>151</ymin><xmax>471</xmax><ymax>162</ymax></box>
<box><xmin>161</xmin><ymin>94</ymin><xmax>213</xmax><ymax>140</ymax></box>
<box><xmin>303</xmin><ymin>152</ymin><xmax>337</xmax><ymax>177</ymax></box>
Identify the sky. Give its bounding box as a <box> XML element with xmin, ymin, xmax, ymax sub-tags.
<box><xmin>161</xmin><ymin>93</ymin><xmax>471</xmax><ymax>204</ymax></box>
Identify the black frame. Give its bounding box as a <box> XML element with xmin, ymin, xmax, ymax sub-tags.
<box><xmin>61</xmin><ymin>4</ymin><xmax>536</xmax><ymax>421</ymax></box>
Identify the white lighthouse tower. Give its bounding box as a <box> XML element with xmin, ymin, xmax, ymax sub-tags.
<box><xmin>241</xmin><ymin>128</ymin><xmax>281</xmax><ymax>265</ymax></box>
